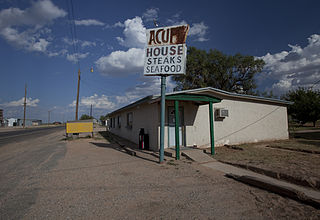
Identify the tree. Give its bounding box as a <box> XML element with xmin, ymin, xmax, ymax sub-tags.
<box><xmin>80</xmin><ymin>114</ymin><xmax>94</xmax><ymax>120</ymax></box>
<box><xmin>172</xmin><ymin>47</ymin><xmax>265</xmax><ymax>94</ymax></box>
<box><xmin>100</xmin><ymin>115</ymin><xmax>107</xmax><ymax>125</ymax></box>
<box><xmin>283</xmin><ymin>88</ymin><xmax>320</xmax><ymax>127</ymax></box>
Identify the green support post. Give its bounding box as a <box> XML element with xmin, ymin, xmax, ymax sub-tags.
<box><xmin>209</xmin><ymin>101</ymin><xmax>215</xmax><ymax>155</ymax></box>
<box><xmin>174</xmin><ymin>100</ymin><xmax>180</xmax><ymax>160</ymax></box>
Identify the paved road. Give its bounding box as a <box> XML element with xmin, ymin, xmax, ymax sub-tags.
<box><xmin>0</xmin><ymin>126</ymin><xmax>64</xmax><ymax>146</ymax></box>
<box><xmin>0</xmin><ymin>128</ymin><xmax>66</xmax><ymax>219</ymax></box>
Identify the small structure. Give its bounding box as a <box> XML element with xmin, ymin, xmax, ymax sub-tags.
<box><xmin>7</xmin><ymin>118</ymin><xmax>19</xmax><ymax>127</ymax></box>
<box><xmin>32</xmin><ymin>120</ymin><xmax>42</xmax><ymax>126</ymax></box>
<box><xmin>107</xmin><ymin>87</ymin><xmax>291</xmax><ymax>152</ymax></box>
<box><xmin>66</xmin><ymin>120</ymin><xmax>94</xmax><ymax>137</ymax></box>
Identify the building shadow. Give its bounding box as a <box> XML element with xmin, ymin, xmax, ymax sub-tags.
<box><xmin>90</xmin><ymin>141</ymin><xmax>159</xmax><ymax>164</ymax></box>
<box><xmin>293</xmin><ymin>131</ymin><xmax>320</xmax><ymax>140</ymax></box>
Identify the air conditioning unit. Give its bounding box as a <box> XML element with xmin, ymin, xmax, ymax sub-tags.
<box><xmin>217</xmin><ymin>108</ymin><xmax>229</xmax><ymax>118</ymax></box>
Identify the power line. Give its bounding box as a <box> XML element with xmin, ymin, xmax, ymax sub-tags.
<box><xmin>66</xmin><ymin>0</ymin><xmax>80</xmax><ymax>70</ymax></box>
<box><xmin>66</xmin><ymin>0</ymin><xmax>82</xmax><ymax>120</ymax></box>
<box><xmin>310</xmin><ymin>79</ymin><xmax>320</xmax><ymax>89</ymax></box>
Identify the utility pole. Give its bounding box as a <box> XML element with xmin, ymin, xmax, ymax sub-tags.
<box><xmin>23</xmin><ymin>84</ymin><xmax>27</xmax><ymax>128</ymax></box>
<box><xmin>75</xmin><ymin>69</ymin><xmax>80</xmax><ymax>120</ymax></box>
<box><xmin>48</xmin><ymin>110</ymin><xmax>52</xmax><ymax>126</ymax></box>
<box><xmin>90</xmin><ymin>104</ymin><xmax>92</xmax><ymax>118</ymax></box>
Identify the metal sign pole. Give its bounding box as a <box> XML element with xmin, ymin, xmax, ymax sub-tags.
<box><xmin>159</xmin><ymin>75</ymin><xmax>166</xmax><ymax>163</ymax></box>
<box><xmin>144</xmin><ymin>24</ymin><xmax>189</xmax><ymax>163</ymax></box>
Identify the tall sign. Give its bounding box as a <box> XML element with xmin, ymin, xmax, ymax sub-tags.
<box><xmin>144</xmin><ymin>24</ymin><xmax>189</xmax><ymax>163</ymax></box>
<box><xmin>144</xmin><ymin>25</ymin><xmax>189</xmax><ymax>75</ymax></box>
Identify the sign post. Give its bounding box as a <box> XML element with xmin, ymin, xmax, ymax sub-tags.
<box><xmin>144</xmin><ymin>25</ymin><xmax>189</xmax><ymax>163</ymax></box>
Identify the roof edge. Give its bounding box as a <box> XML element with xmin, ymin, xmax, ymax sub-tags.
<box><xmin>108</xmin><ymin>87</ymin><xmax>292</xmax><ymax>116</ymax></box>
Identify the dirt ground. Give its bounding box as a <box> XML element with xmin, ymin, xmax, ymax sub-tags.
<box><xmin>213</xmin><ymin>132</ymin><xmax>320</xmax><ymax>190</ymax></box>
<box><xmin>1</xmin><ymin>128</ymin><xmax>320</xmax><ymax>219</ymax></box>
<box><xmin>23</xmin><ymin>137</ymin><xmax>320</xmax><ymax>219</ymax></box>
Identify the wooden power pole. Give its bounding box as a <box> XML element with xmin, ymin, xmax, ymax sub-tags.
<box><xmin>48</xmin><ymin>110</ymin><xmax>52</xmax><ymax>126</ymax></box>
<box><xmin>75</xmin><ymin>69</ymin><xmax>80</xmax><ymax>120</ymax></box>
<box><xmin>23</xmin><ymin>84</ymin><xmax>27</xmax><ymax>128</ymax></box>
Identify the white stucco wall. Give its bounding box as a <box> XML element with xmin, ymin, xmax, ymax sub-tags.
<box><xmin>184</xmin><ymin>103</ymin><xmax>210</xmax><ymax>147</ymax></box>
<box><xmin>109</xmin><ymin>96</ymin><xmax>289</xmax><ymax>151</ymax></box>
<box><xmin>186</xmin><ymin>99</ymin><xmax>289</xmax><ymax>147</ymax></box>
<box><xmin>109</xmin><ymin>102</ymin><xmax>159</xmax><ymax>151</ymax></box>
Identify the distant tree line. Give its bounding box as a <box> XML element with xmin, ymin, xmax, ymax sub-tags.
<box><xmin>282</xmin><ymin>88</ymin><xmax>320</xmax><ymax>127</ymax></box>
<box><xmin>80</xmin><ymin>114</ymin><xmax>94</xmax><ymax>120</ymax></box>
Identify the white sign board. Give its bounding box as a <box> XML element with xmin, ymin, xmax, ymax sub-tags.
<box><xmin>144</xmin><ymin>25</ymin><xmax>189</xmax><ymax>76</ymax></box>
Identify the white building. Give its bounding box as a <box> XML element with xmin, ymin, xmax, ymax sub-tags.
<box><xmin>108</xmin><ymin>87</ymin><xmax>291</xmax><ymax>151</ymax></box>
<box><xmin>7</xmin><ymin>118</ymin><xmax>19</xmax><ymax>127</ymax></box>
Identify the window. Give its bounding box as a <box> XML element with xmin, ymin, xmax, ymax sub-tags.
<box><xmin>126</xmin><ymin>112</ymin><xmax>133</xmax><ymax>129</ymax></box>
<box><xmin>111</xmin><ymin>117</ymin><xmax>115</xmax><ymax>128</ymax></box>
<box><xmin>117</xmin><ymin>116</ymin><xmax>121</xmax><ymax>128</ymax></box>
<box><xmin>109</xmin><ymin>118</ymin><xmax>112</xmax><ymax>128</ymax></box>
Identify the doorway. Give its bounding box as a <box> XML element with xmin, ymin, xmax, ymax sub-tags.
<box><xmin>168</xmin><ymin>106</ymin><xmax>184</xmax><ymax>147</ymax></box>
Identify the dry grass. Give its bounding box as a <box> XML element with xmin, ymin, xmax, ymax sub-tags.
<box><xmin>268</xmin><ymin>138</ymin><xmax>320</xmax><ymax>153</ymax></box>
<box><xmin>213</xmin><ymin>135</ymin><xmax>320</xmax><ymax>183</ymax></box>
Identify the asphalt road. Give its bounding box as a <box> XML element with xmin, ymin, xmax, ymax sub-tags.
<box><xmin>0</xmin><ymin>126</ymin><xmax>65</xmax><ymax>146</ymax></box>
<box><xmin>0</xmin><ymin>128</ymin><xmax>66</xmax><ymax>219</ymax></box>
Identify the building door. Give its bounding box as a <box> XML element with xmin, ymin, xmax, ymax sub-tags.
<box><xmin>168</xmin><ymin>106</ymin><xmax>184</xmax><ymax>147</ymax></box>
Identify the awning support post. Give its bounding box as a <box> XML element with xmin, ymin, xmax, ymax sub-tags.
<box><xmin>174</xmin><ymin>100</ymin><xmax>180</xmax><ymax>160</ymax></box>
<box><xmin>209</xmin><ymin>101</ymin><xmax>215</xmax><ymax>155</ymax></box>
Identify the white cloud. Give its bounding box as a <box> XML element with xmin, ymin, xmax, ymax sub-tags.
<box><xmin>66</xmin><ymin>52</ymin><xmax>89</xmax><ymax>63</ymax></box>
<box><xmin>0</xmin><ymin>0</ymin><xmax>66</xmax><ymax>54</ymax></box>
<box><xmin>96</xmin><ymin>16</ymin><xmax>147</xmax><ymax>76</ymax></box>
<box><xmin>258</xmin><ymin>34</ymin><xmax>320</xmax><ymax>94</ymax></box>
<box><xmin>0</xmin><ymin>0</ymin><xmax>66</xmax><ymax>29</ymax></box>
<box><xmin>62</xmin><ymin>37</ymin><xmax>96</xmax><ymax>48</ymax></box>
<box><xmin>0</xmin><ymin>27</ymin><xmax>50</xmax><ymax>52</ymax></box>
<box><xmin>167</xmin><ymin>16</ymin><xmax>209</xmax><ymax>42</ymax></box>
<box><xmin>116</xmin><ymin>16</ymin><xmax>146</xmax><ymax>48</ymax></box>
<box><xmin>74</xmin><ymin>19</ymin><xmax>104</xmax><ymax>26</ymax></box>
<box><xmin>113</xmin><ymin>21</ymin><xmax>124</xmax><ymax>28</ymax></box>
<box><xmin>62</xmin><ymin>37</ymin><xmax>75</xmax><ymax>45</ymax></box>
<box><xmin>1</xmin><ymin>97</ymin><xmax>40</xmax><ymax>107</ymax></box>
<box><xmin>81</xmin><ymin>40</ymin><xmax>96</xmax><ymax>47</ymax></box>
<box><xmin>189</xmin><ymin>22</ymin><xmax>209</xmax><ymax>42</ymax></box>
<box><xmin>142</xmin><ymin>8</ymin><xmax>159</xmax><ymax>22</ymax></box>
<box><xmin>114</xmin><ymin>76</ymin><xmax>176</xmax><ymax>106</ymax></box>
<box><xmin>69</xmin><ymin>94</ymin><xmax>115</xmax><ymax>110</ymax></box>
<box><xmin>96</xmin><ymin>48</ymin><xmax>144</xmax><ymax>76</ymax></box>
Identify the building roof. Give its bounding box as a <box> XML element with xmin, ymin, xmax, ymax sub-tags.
<box><xmin>108</xmin><ymin>87</ymin><xmax>292</xmax><ymax>116</ymax></box>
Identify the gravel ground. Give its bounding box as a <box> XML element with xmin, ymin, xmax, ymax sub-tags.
<box><xmin>1</xmin><ymin>130</ymin><xmax>319</xmax><ymax>219</ymax></box>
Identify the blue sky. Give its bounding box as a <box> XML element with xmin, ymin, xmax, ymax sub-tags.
<box><xmin>0</xmin><ymin>0</ymin><xmax>319</xmax><ymax>122</ymax></box>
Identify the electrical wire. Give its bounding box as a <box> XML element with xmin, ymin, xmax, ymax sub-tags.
<box><xmin>66</xmin><ymin>0</ymin><xmax>80</xmax><ymax>70</ymax></box>
<box><xmin>310</xmin><ymin>79</ymin><xmax>320</xmax><ymax>89</ymax></box>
